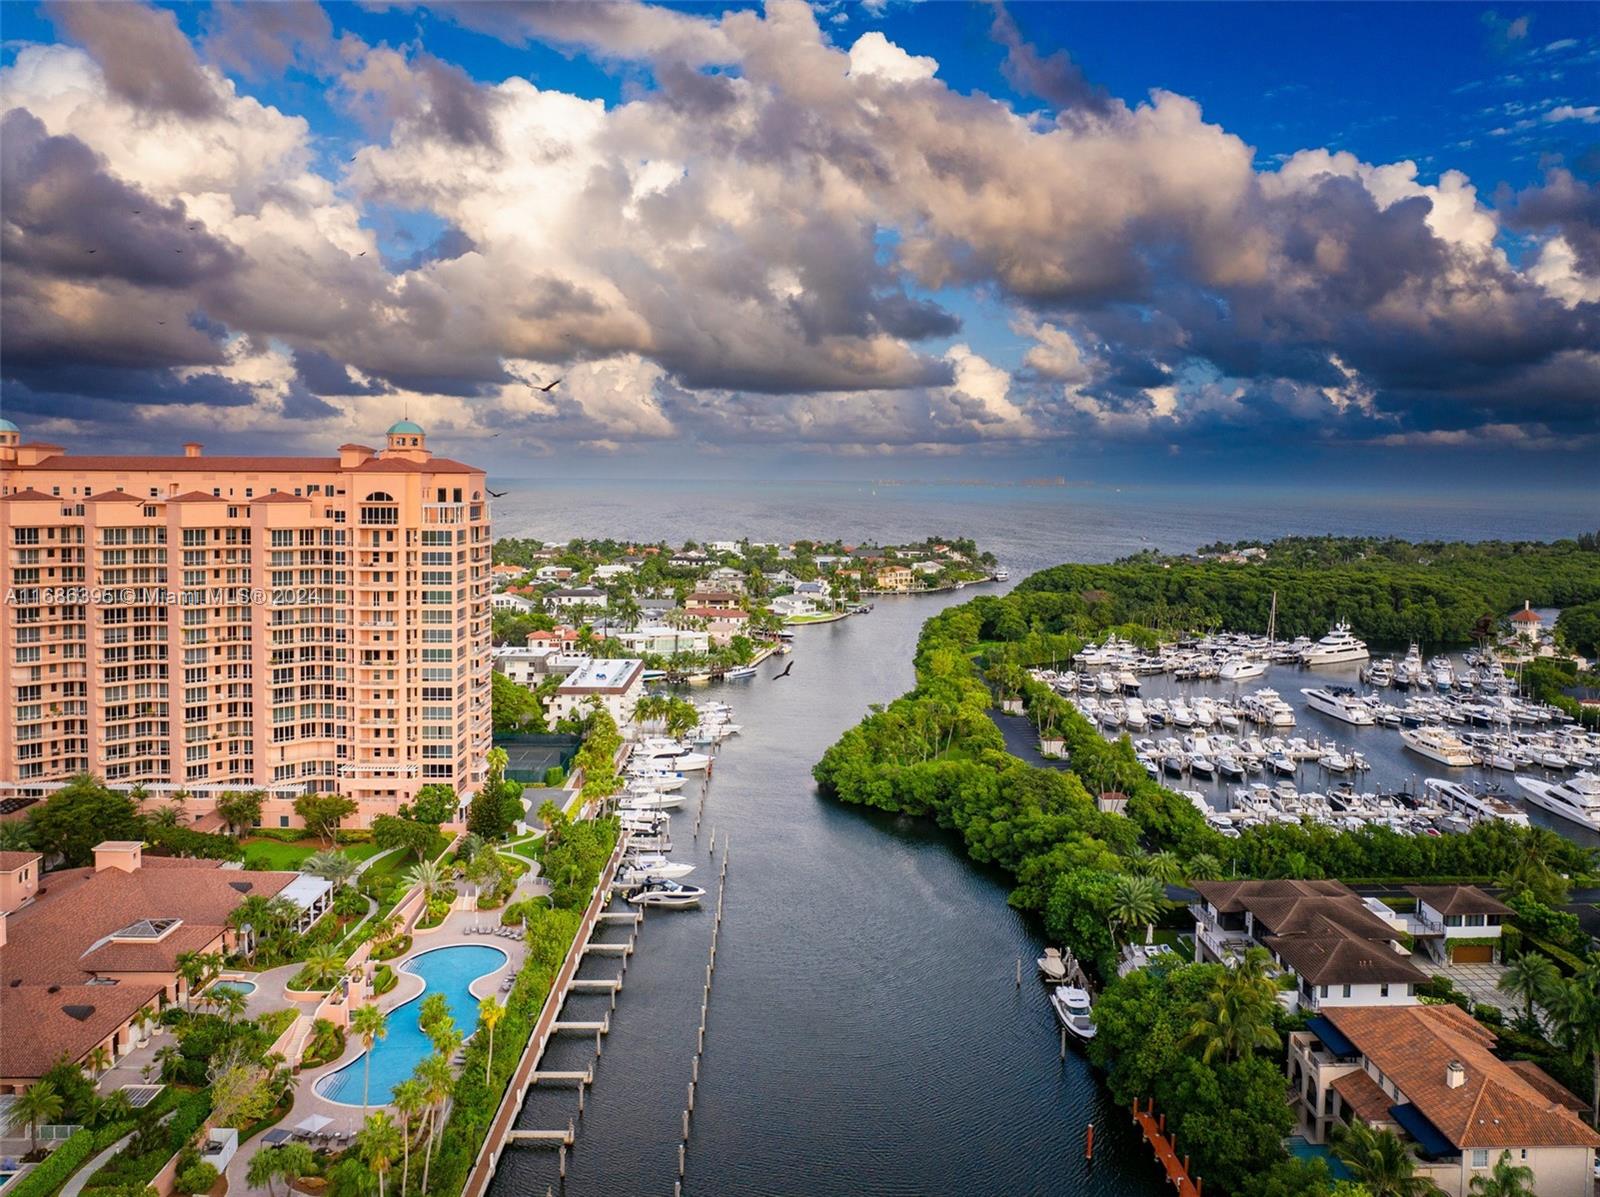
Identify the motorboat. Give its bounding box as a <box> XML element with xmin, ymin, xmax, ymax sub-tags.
<box><xmin>1399</xmin><ymin>726</ymin><xmax>1475</xmax><ymax>768</ymax></box>
<box><xmin>619</xmin><ymin>791</ymin><xmax>687</xmax><ymax>812</ymax></box>
<box><xmin>1394</xmin><ymin>644</ymin><xmax>1424</xmax><ymax>690</ymax></box>
<box><xmin>1301</xmin><ymin>621</ymin><xmax>1371</xmax><ymax>667</ymax></box>
<box><xmin>624</xmin><ymin>878</ymin><xmax>706</xmax><ymax>908</ymax></box>
<box><xmin>1266</xmin><ymin>751</ymin><xmax>1297</xmax><ymax>776</ymax></box>
<box><xmin>722</xmin><ymin>665</ymin><xmax>758</xmax><ymax>680</ymax></box>
<box><xmin>1302</xmin><ymin>687</ymin><xmax>1376</xmax><ymax>726</ymax></box>
<box><xmin>618</xmin><ymin>856</ymin><xmax>697</xmax><ymax>885</ymax></box>
<box><xmin>625</xmin><ymin>770</ymin><xmax>687</xmax><ymax>792</ymax></box>
<box><xmin>634</xmin><ymin>739</ymin><xmax>712</xmax><ymax>772</ymax></box>
<box><xmin>1515</xmin><ymin>773</ymin><xmax>1600</xmax><ymax>833</ymax></box>
<box><xmin>1217</xmin><ymin>755</ymin><xmax>1246</xmax><ymax>780</ymax></box>
<box><xmin>1219</xmin><ymin>657</ymin><xmax>1267</xmax><ymax>681</ymax></box>
<box><xmin>1049</xmin><ymin>985</ymin><xmax>1097</xmax><ymax>1041</ymax></box>
<box><xmin>1037</xmin><ymin>947</ymin><xmax>1067</xmax><ymax>982</ymax></box>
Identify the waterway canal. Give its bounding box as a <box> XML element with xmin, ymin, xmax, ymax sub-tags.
<box><xmin>490</xmin><ymin>584</ymin><xmax>1166</xmax><ymax>1196</ymax></box>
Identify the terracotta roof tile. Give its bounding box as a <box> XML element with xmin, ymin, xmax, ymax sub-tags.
<box><xmin>1332</xmin><ymin>1068</ymin><xmax>1394</xmax><ymax>1124</ymax></box>
<box><xmin>0</xmin><ymin>982</ymin><xmax>165</xmax><ymax>1080</ymax></box>
<box><xmin>0</xmin><ymin>851</ymin><xmax>42</xmax><ymax>872</ymax></box>
<box><xmin>1192</xmin><ymin>878</ymin><xmax>1351</xmax><ymax>913</ymax></box>
<box><xmin>0</xmin><ymin>489</ymin><xmax>58</xmax><ymax>503</ymax></box>
<box><xmin>250</xmin><ymin>491</ymin><xmax>309</xmax><ymax>503</ymax></box>
<box><xmin>1323</xmin><ymin>1005</ymin><xmax>1600</xmax><ymax>1149</ymax></box>
<box><xmin>1266</xmin><ymin>922</ymin><xmax>1427</xmax><ymax>986</ymax></box>
<box><xmin>25</xmin><ymin>453</ymin><xmax>480</xmax><ymax>475</ymax></box>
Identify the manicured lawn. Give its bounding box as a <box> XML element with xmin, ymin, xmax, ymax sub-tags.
<box><xmin>1150</xmin><ymin>929</ymin><xmax>1194</xmax><ymax>961</ymax></box>
<box><xmin>240</xmin><ymin>837</ymin><xmax>385</xmax><ymax>870</ymax></box>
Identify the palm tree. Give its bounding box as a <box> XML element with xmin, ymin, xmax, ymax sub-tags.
<box><xmin>415</xmin><ymin>1053</ymin><xmax>455</xmax><ymax>1194</ymax></box>
<box><xmin>1548</xmin><ymin>961</ymin><xmax>1600</xmax><ymax>1127</ymax></box>
<box><xmin>96</xmin><ymin>1089</ymin><xmax>134</xmax><ymax>1126</ymax></box>
<box><xmin>1185</xmin><ymin>852</ymin><xmax>1223</xmax><ymax>881</ymax></box>
<box><xmin>247</xmin><ymin>1147</ymin><xmax>282</xmax><ymax>1197</ymax></box>
<box><xmin>7</xmin><ymin>1080</ymin><xmax>63</xmax><ymax>1155</ymax></box>
<box><xmin>390</xmin><ymin>1079</ymin><xmax>428</xmax><ymax>1195</ymax></box>
<box><xmin>1468</xmin><ymin>1149</ymin><xmax>1536</xmax><ymax>1197</ymax></box>
<box><xmin>477</xmin><ymin>996</ymin><xmax>506</xmax><ymax>1084</ymax></box>
<box><xmin>213</xmin><ymin>985</ymin><xmax>248</xmax><ymax>1025</ymax></box>
<box><xmin>1332</xmin><ymin>1122</ymin><xmax>1442</xmax><ymax>1197</ymax></box>
<box><xmin>403</xmin><ymin>860</ymin><xmax>446</xmax><ymax>901</ymax></box>
<box><xmin>176</xmin><ymin>950</ymin><xmax>207</xmax><ymax>1010</ymax></box>
<box><xmin>274</xmin><ymin>1143</ymin><xmax>316</xmax><ymax>1197</ymax></box>
<box><xmin>356</xmin><ymin>1112</ymin><xmax>402</xmax><ymax>1197</ymax></box>
<box><xmin>301</xmin><ymin>949</ymin><xmax>346</xmax><ymax>990</ymax></box>
<box><xmin>1497</xmin><ymin>952</ymin><xmax>1561</xmax><ymax>1022</ymax></box>
<box><xmin>1182</xmin><ymin>946</ymin><xmax>1282</xmax><ymax>1065</ymax></box>
<box><xmin>154</xmin><ymin>1044</ymin><xmax>184</xmax><ymax>1083</ymax></box>
<box><xmin>350</xmin><ymin>1004</ymin><xmax>390</xmax><ymax>1118</ymax></box>
<box><xmin>148</xmin><ymin>804</ymin><xmax>181</xmax><ymax>830</ymax></box>
<box><xmin>1107</xmin><ymin>873</ymin><xmax>1164</xmax><ymax>946</ymax></box>
<box><xmin>302</xmin><ymin>851</ymin><xmax>361</xmax><ymax>888</ymax></box>
<box><xmin>84</xmin><ymin>1043</ymin><xmax>112</xmax><ymax>1078</ymax></box>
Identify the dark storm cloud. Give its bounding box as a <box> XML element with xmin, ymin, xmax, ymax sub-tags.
<box><xmin>1</xmin><ymin>110</ymin><xmax>240</xmax><ymax>290</ymax></box>
<box><xmin>43</xmin><ymin>1</ymin><xmax>220</xmax><ymax>118</ymax></box>
<box><xmin>202</xmin><ymin>1</ymin><xmax>336</xmax><ymax>78</ymax></box>
<box><xmin>292</xmin><ymin>347</ymin><xmax>389</xmax><ymax>396</ymax></box>
<box><xmin>3</xmin><ymin>365</ymin><xmax>256</xmax><ymax>413</ymax></box>
<box><xmin>1499</xmin><ymin>168</ymin><xmax>1600</xmax><ymax>273</ymax></box>
<box><xmin>988</xmin><ymin>3</ymin><xmax>1113</xmax><ymax>119</ymax></box>
<box><xmin>392</xmin><ymin>225</ymin><xmax>479</xmax><ymax>272</ymax></box>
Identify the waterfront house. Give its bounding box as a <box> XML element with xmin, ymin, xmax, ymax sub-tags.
<box><xmin>686</xmin><ymin>589</ymin><xmax>743</xmax><ymax>612</ymax></box>
<box><xmin>547</xmin><ymin>586</ymin><xmax>608</xmax><ymax>611</ymax></box>
<box><xmin>682</xmin><ymin>605</ymin><xmax>750</xmax><ymax>646</ymax></box>
<box><xmin>0</xmin><ymin>842</ymin><xmax>326</xmax><ymax>1091</ymax></box>
<box><xmin>1405</xmin><ymin>886</ymin><xmax>1511</xmax><ymax>965</ymax></box>
<box><xmin>670</xmin><ymin>550</ymin><xmax>711</xmax><ymax>568</ymax></box>
<box><xmin>766</xmin><ymin>569</ymin><xmax>801</xmax><ymax>589</ymax></box>
<box><xmin>707</xmin><ymin>541</ymin><xmax>742</xmax><ymax>555</ymax></box>
<box><xmin>1511</xmin><ymin>602</ymin><xmax>1543</xmax><ymax>642</ymax></box>
<box><xmin>1287</xmin><ymin>1003</ymin><xmax>1598</xmax><ymax>1196</ymax></box>
<box><xmin>548</xmin><ymin>659</ymin><xmax>645</xmax><ymax>726</ymax></box>
<box><xmin>705</xmin><ymin>567</ymin><xmax>747</xmax><ymax>593</ymax></box>
<box><xmin>1190</xmin><ymin>879</ymin><xmax>1426</xmax><ymax>1010</ymax></box>
<box><xmin>491</xmin><ymin>562</ymin><xmax>526</xmax><ymax>587</ymax></box>
<box><xmin>770</xmin><ymin>595</ymin><xmax>819</xmax><ymax>619</ymax></box>
<box><xmin>492</xmin><ymin>592</ymin><xmax>537</xmax><ymax>613</ymax></box>
<box><xmin>875</xmin><ymin>565</ymin><xmax>916</xmax><ymax>591</ymax></box>
<box><xmin>612</xmin><ymin>625</ymin><xmax>712</xmax><ymax>657</ymax></box>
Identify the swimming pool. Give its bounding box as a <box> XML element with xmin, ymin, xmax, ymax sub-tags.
<box><xmin>315</xmin><ymin>944</ymin><xmax>507</xmax><ymax>1106</ymax></box>
<box><xmin>208</xmin><ymin>979</ymin><xmax>257</xmax><ymax>997</ymax></box>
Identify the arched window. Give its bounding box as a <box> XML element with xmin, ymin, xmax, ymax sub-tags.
<box><xmin>360</xmin><ymin>492</ymin><xmax>398</xmax><ymax>525</ymax></box>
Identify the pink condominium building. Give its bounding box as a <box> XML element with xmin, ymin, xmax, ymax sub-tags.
<box><xmin>0</xmin><ymin>418</ymin><xmax>493</xmax><ymax>825</ymax></box>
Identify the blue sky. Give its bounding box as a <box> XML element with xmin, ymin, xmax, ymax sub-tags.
<box><xmin>1</xmin><ymin>1</ymin><xmax>1596</xmax><ymax>484</ymax></box>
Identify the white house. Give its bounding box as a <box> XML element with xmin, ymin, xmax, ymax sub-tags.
<box><xmin>612</xmin><ymin>625</ymin><xmax>712</xmax><ymax>656</ymax></box>
<box><xmin>707</xmin><ymin>541</ymin><xmax>742</xmax><ymax>555</ymax></box>
<box><xmin>1190</xmin><ymin>880</ymin><xmax>1426</xmax><ymax>1011</ymax></box>
<box><xmin>547</xmin><ymin>587</ymin><xmax>608</xmax><ymax>611</ymax></box>
<box><xmin>770</xmin><ymin>595</ymin><xmax>818</xmax><ymax>619</ymax></box>
<box><xmin>492</xmin><ymin>593</ymin><xmax>537</xmax><ymax>613</ymax></box>
<box><xmin>592</xmin><ymin>562</ymin><xmax>633</xmax><ymax>581</ymax></box>
<box><xmin>1406</xmin><ymin>886</ymin><xmax>1511</xmax><ymax>965</ymax></box>
<box><xmin>535</xmin><ymin>565</ymin><xmax>574</xmax><ymax>582</ymax></box>
<box><xmin>548</xmin><ymin>658</ymin><xmax>646</xmax><ymax>725</ymax></box>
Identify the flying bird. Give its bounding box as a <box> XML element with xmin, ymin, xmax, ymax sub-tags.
<box><xmin>86</xmin><ymin>248</ymin><xmax>97</xmax><ymax>254</ymax></box>
<box><xmin>358</xmin><ymin>252</ymin><xmax>367</xmax><ymax>257</ymax></box>
<box><xmin>772</xmin><ymin>661</ymin><xmax>794</xmax><ymax>680</ymax></box>
<box><xmin>486</xmin><ymin>488</ymin><xmax>508</xmax><ymax>498</ymax></box>
<box><xmin>538</xmin><ymin>378</ymin><xmax>562</xmax><ymax>392</ymax></box>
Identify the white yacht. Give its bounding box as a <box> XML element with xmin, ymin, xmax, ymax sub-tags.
<box><xmin>1394</xmin><ymin>644</ymin><xmax>1424</xmax><ymax>690</ymax></box>
<box><xmin>635</xmin><ymin>739</ymin><xmax>712</xmax><ymax>772</ymax></box>
<box><xmin>618</xmin><ymin>855</ymin><xmax>696</xmax><ymax>885</ymax></box>
<box><xmin>1516</xmin><ymin>772</ymin><xmax>1600</xmax><ymax>832</ymax></box>
<box><xmin>1037</xmin><ymin>947</ymin><xmax>1067</xmax><ymax>982</ymax></box>
<box><xmin>1423</xmin><ymin>779</ymin><xmax>1529</xmax><ymax>827</ymax></box>
<box><xmin>1301</xmin><ymin>621</ymin><xmax>1371</xmax><ymax>667</ymax></box>
<box><xmin>619</xmin><ymin>791</ymin><xmax>687</xmax><ymax>812</ymax></box>
<box><xmin>1301</xmin><ymin>687</ymin><xmax>1377</xmax><ymax>726</ymax></box>
<box><xmin>1049</xmin><ymin>985</ymin><xmax>1097</xmax><ymax>1041</ymax></box>
<box><xmin>1219</xmin><ymin>657</ymin><xmax>1268</xmax><ymax>681</ymax></box>
<box><xmin>624</xmin><ymin>878</ymin><xmax>707</xmax><ymax>908</ymax></box>
<box><xmin>1399</xmin><ymin>726</ymin><xmax>1476</xmax><ymax>768</ymax></box>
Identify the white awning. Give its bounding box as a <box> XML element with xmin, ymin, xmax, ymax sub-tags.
<box><xmin>279</xmin><ymin>875</ymin><xmax>333</xmax><ymax>910</ymax></box>
<box><xmin>294</xmin><ymin>1114</ymin><xmax>332</xmax><ymax>1134</ymax></box>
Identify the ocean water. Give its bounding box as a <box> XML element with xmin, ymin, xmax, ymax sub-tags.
<box><xmin>486</xmin><ymin>478</ymin><xmax>1598</xmax><ymax>577</ymax></box>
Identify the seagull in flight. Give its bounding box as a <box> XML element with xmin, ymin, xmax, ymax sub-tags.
<box><xmin>487</xmin><ymin>488</ymin><xmax>508</xmax><ymax>498</ymax></box>
<box><xmin>538</xmin><ymin>378</ymin><xmax>562</xmax><ymax>392</ymax></box>
<box><xmin>772</xmin><ymin>660</ymin><xmax>794</xmax><ymax>680</ymax></box>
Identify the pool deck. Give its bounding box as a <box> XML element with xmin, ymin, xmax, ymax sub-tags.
<box><xmin>223</xmin><ymin>880</ymin><xmax>548</xmax><ymax>1197</ymax></box>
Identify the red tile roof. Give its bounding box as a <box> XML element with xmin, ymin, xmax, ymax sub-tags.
<box><xmin>167</xmin><ymin>490</ymin><xmax>226</xmax><ymax>502</ymax></box>
<box><xmin>0</xmin><ymin>489</ymin><xmax>58</xmax><ymax>503</ymax></box>
<box><xmin>1323</xmin><ymin>1004</ymin><xmax>1600</xmax><ymax>1149</ymax></box>
<box><xmin>1332</xmin><ymin>1068</ymin><xmax>1394</xmax><ymax>1124</ymax></box>
<box><xmin>0</xmin><ymin>982</ymin><xmax>165</xmax><ymax>1080</ymax></box>
<box><xmin>23</xmin><ymin>454</ymin><xmax>480</xmax><ymax>475</ymax></box>
<box><xmin>0</xmin><ymin>851</ymin><xmax>41</xmax><ymax>872</ymax></box>
<box><xmin>250</xmin><ymin>491</ymin><xmax>309</xmax><ymax>503</ymax></box>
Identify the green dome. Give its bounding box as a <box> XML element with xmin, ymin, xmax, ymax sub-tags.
<box><xmin>0</xmin><ymin>417</ymin><xmax>18</xmax><ymax>434</ymax></box>
<box><xmin>387</xmin><ymin>419</ymin><xmax>424</xmax><ymax>436</ymax></box>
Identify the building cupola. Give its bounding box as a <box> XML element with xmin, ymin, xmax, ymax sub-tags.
<box><xmin>383</xmin><ymin>418</ymin><xmax>431</xmax><ymax>463</ymax></box>
<box><xmin>0</xmin><ymin>416</ymin><xmax>19</xmax><ymax>465</ymax></box>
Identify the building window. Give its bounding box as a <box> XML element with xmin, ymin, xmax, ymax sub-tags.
<box><xmin>1342</xmin><ymin>984</ymin><xmax>1352</xmax><ymax>998</ymax></box>
<box><xmin>1379</xmin><ymin>983</ymin><xmax>1389</xmax><ymax>997</ymax></box>
<box><xmin>1470</xmin><ymin>1150</ymin><xmax>1488</xmax><ymax>1169</ymax></box>
<box><xmin>280</xmin><ymin>816</ymin><xmax>290</xmax><ymax>828</ymax></box>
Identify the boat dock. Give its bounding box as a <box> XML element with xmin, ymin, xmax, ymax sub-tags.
<box><xmin>1130</xmin><ymin>1099</ymin><xmax>1202</xmax><ymax>1196</ymax></box>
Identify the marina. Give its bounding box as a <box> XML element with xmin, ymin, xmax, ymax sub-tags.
<box><xmin>1033</xmin><ymin>626</ymin><xmax>1600</xmax><ymax>845</ymax></box>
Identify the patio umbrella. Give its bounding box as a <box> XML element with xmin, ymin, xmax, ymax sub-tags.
<box><xmin>294</xmin><ymin>1115</ymin><xmax>332</xmax><ymax>1135</ymax></box>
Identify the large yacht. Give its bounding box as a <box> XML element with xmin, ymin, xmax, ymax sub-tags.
<box><xmin>1423</xmin><ymin>779</ymin><xmax>1529</xmax><ymax>827</ymax></box>
<box><xmin>1399</xmin><ymin>725</ymin><xmax>1475</xmax><ymax>768</ymax></box>
<box><xmin>1049</xmin><ymin>985</ymin><xmax>1098</xmax><ymax>1041</ymax></box>
<box><xmin>1515</xmin><ymin>773</ymin><xmax>1600</xmax><ymax>833</ymax></box>
<box><xmin>1300</xmin><ymin>621</ymin><xmax>1371</xmax><ymax>667</ymax></box>
<box><xmin>1393</xmin><ymin>643</ymin><xmax>1424</xmax><ymax>689</ymax></box>
<box><xmin>1301</xmin><ymin>686</ymin><xmax>1377</xmax><ymax>726</ymax></box>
